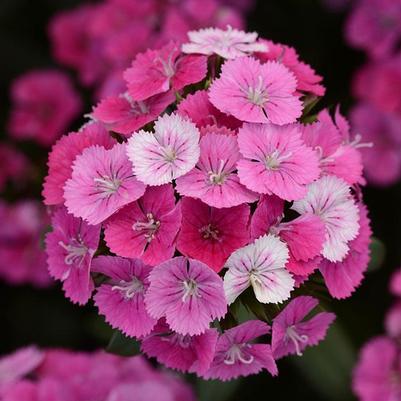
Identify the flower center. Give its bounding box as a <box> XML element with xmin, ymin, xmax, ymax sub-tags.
<box><xmin>94</xmin><ymin>175</ymin><xmax>121</xmax><ymax>196</ymax></box>
<box><xmin>264</xmin><ymin>150</ymin><xmax>292</xmax><ymax>170</ymax></box>
<box><xmin>58</xmin><ymin>237</ymin><xmax>88</xmax><ymax>268</ymax></box>
<box><xmin>122</xmin><ymin>93</ymin><xmax>149</xmax><ymax>115</ymax></box>
<box><xmin>285</xmin><ymin>325</ymin><xmax>309</xmax><ymax>356</ymax></box>
<box><xmin>247</xmin><ymin>76</ymin><xmax>268</xmax><ymax>106</ymax></box>
<box><xmin>157</xmin><ymin>50</ymin><xmax>176</xmax><ymax>79</ymax></box>
<box><xmin>208</xmin><ymin>159</ymin><xmax>227</xmax><ymax>185</ymax></box>
<box><xmin>199</xmin><ymin>223</ymin><xmax>221</xmax><ymax>241</ymax></box>
<box><xmin>182</xmin><ymin>279</ymin><xmax>201</xmax><ymax>302</ymax></box>
<box><xmin>162</xmin><ymin>145</ymin><xmax>177</xmax><ymax>162</ymax></box>
<box><xmin>132</xmin><ymin>213</ymin><xmax>160</xmax><ymax>243</ymax></box>
<box><xmin>224</xmin><ymin>344</ymin><xmax>254</xmax><ymax>365</ymax></box>
<box><xmin>111</xmin><ymin>277</ymin><xmax>143</xmax><ymax>299</ymax></box>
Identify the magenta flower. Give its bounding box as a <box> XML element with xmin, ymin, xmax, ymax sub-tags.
<box><xmin>353</xmin><ymin>337</ymin><xmax>401</xmax><ymax>401</ymax></box>
<box><xmin>126</xmin><ymin>113</ymin><xmax>200</xmax><ymax>186</ymax></box>
<box><xmin>292</xmin><ymin>175</ymin><xmax>360</xmax><ymax>262</ymax></box>
<box><xmin>64</xmin><ymin>143</ymin><xmax>146</xmax><ymax>225</ymax></box>
<box><xmin>224</xmin><ymin>234</ymin><xmax>294</xmax><ymax>304</ymax></box>
<box><xmin>390</xmin><ymin>269</ymin><xmax>401</xmax><ymax>297</ymax></box>
<box><xmin>141</xmin><ymin>320</ymin><xmax>218</xmax><ymax>375</ymax></box>
<box><xmin>42</xmin><ymin>122</ymin><xmax>116</xmax><ymax>206</ymax></box>
<box><xmin>0</xmin><ymin>144</ymin><xmax>28</xmax><ymax>192</ymax></box>
<box><xmin>145</xmin><ymin>256</ymin><xmax>227</xmax><ymax>336</ymax></box>
<box><xmin>124</xmin><ymin>41</ymin><xmax>207</xmax><ymax>101</ymax></box>
<box><xmin>45</xmin><ymin>207</ymin><xmax>100</xmax><ymax>304</ymax></box>
<box><xmin>92</xmin><ymin>91</ymin><xmax>174</xmax><ymax>136</ymax></box>
<box><xmin>271</xmin><ymin>296</ymin><xmax>335</xmax><ymax>359</ymax></box>
<box><xmin>237</xmin><ymin>123</ymin><xmax>320</xmax><ymax>201</ymax></box>
<box><xmin>319</xmin><ymin>203</ymin><xmax>372</xmax><ymax>299</ymax></box>
<box><xmin>177</xmin><ymin>197</ymin><xmax>250</xmax><ymax>272</ymax></box>
<box><xmin>250</xmin><ymin>195</ymin><xmax>325</xmax><ymax>276</ymax></box>
<box><xmin>92</xmin><ymin>256</ymin><xmax>156</xmax><ymax>338</ymax></box>
<box><xmin>182</xmin><ymin>26</ymin><xmax>267</xmax><ymax>59</ymax></box>
<box><xmin>104</xmin><ymin>184</ymin><xmax>181</xmax><ymax>266</ymax></box>
<box><xmin>209</xmin><ymin>57</ymin><xmax>302</xmax><ymax>125</ymax></box>
<box><xmin>176</xmin><ymin>133</ymin><xmax>257</xmax><ymax>208</ymax></box>
<box><xmin>385</xmin><ymin>302</ymin><xmax>401</xmax><ymax>339</ymax></box>
<box><xmin>8</xmin><ymin>70</ymin><xmax>81</xmax><ymax>146</ymax></box>
<box><xmin>203</xmin><ymin>320</ymin><xmax>278</xmax><ymax>381</ymax></box>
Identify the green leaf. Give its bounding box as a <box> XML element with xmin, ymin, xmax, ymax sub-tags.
<box><xmin>106</xmin><ymin>330</ymin><xmax>140</xmax><ymax>356</ymax></box>
<box><xmin>367</xmin><ymin>237</ymin><xmax>385</xmax><ymax>272</ymax></box>
<box><xmin>196</xmin><ymin>378</ymin><xmax>242</xmax><ymax>401</ymax></box>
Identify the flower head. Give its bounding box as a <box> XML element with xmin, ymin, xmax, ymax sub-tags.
<box><xmin>64</xmin><ymin>143</ymin><xmax>146</xmax><ymax>225</ymax></box>
<box><xmin>127</xmin><ymin>113</ymin><xmax>200</xmax><ymax>186</ymax></box>
<box><xmin>224</xmin><ymin>234</ymin><xmax>294</xmax><ymax>304</ymax></box>
<box><xmin>209</xmin><ymin>57</ymin><xmax>302</xmax><ymax>125</ymax></box>
<box><xmin>145</xmin><ymin>256</ymin><xmax>227</xmax><ymax>336</ymax></box>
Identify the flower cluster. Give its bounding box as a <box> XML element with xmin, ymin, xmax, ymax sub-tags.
<box><xmin>345</xmin><ymin>0</ymin><xmax>401</xmax><ymax>186</ymax></box>
<box><xmin>0</xmin><ymin>346</ymin><xmax>195</xmax><ymax>401</ymax></box>
<box><xmin>353</xmin><ymin>268</ymin><xmax>401</xmax><ymax>401</ymax></box>
<box><xmin>43</xmin><ymin>26</ymin><xmax>371</xmax><ymax>381</ymax></box>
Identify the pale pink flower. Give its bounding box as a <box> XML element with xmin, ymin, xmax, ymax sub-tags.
<box><xmin>145</xmin><ymin>256</ymin><xmax>227</xmax><ymax>336</ymax></box>
<box><xmin>292</xmin><ymin>175</ymin><xmax>360</xmax><ymax>262</ymax></box>
<box><xmin>93</xmin><ymin>256</ymin><xmax>157</xmax><ymax>338</ymax></box>
<box><xmin>64</xmin><ymin>143</ymin><xmax>146</xmax><ymax>225</ymax></box>
<box><xmin>177</xmin><ymin>197</ymin><xmax>250</xmax><ymax>272</ymax></box>
<box><xmin>203</xmin><ymin>320</ymin><xmax>278</xmax><ymax>381</ymax></box>
<box><xmin>124</xmin><ymin>41</ymin><xmax>207</xmax><ymax>101</ymax></box>
<box><xmin>104</xmin><ymin>184</ymin><xmax>181</xmax><ymax>266</ymax></box>
<box><xmin>176</xmin><ymin>133</ymin><xmax>257</xmax><ymax>208</ymax></box>
<box><xmin>126</xmin><ymin>113</ymin><xmax>200</xmax><ymax>186</ymax></box>
<box><xmin>45</xmin><ymin>207</ymin><xmax>100</xmax><ymax>305</ymax></box>
<box><xmin>224</xmin><ymin>234</ymin><xmax>294</xmax><ymax>304</ymax></box>
<box><xmin>209</xmin><ymin>57</ymin><xmax>302</xmax><ymax>125</ymax></box>
<box><xmin>182</xmin><ymin>26</ymin><xmax>267</xmax><ymax>59</ymax></box>
<box><xmin>271</xmin><ymin>296</ymin><xmax>335</xmax><ymax>359</ymax></box>
<box><xmin>237</xmin><ymin>122</ymin><xmax>320</xmax><ymax>200</ymax></box>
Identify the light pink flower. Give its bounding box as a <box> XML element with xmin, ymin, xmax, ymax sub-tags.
<box><xmin>176</xmin><ymin>133</ymin><xmax>257</xmax><ymax>208</ymax></box>
<box><xmin>141</xmin><ymin>320</ymin><xmax>218</xmax><ymax>375</ymax></box>
<box><xmin>126</xmin><ymin>113</ymin><xmax>200</xmax><ymax>186</ymax></box>
<box><xmin>64</xmin><ymin>143</ymin><xmax>146</xmax><ymax>225</ymax></box>
<box><xmin>224</xmin><ymin>234</ymin><xmax>294</xmax><ymax>304</ymax></box>
<box><xmin>271</xmin><ymin>296</ymin><xmax>335</xmax><ymax>359</ymax></box>
<box><xmin>42</xmin><ymin>122</ymin><xmax>115</xmax><ymax>206</ymax></box>
<box><xmin>92</xmin><ymin>91</ymin><xmax>174</xmax><ymax>136</ymax></box>
<box><xmin>93</xmin><ymin>256</ymin><xmax>157</xmax><ymax>338</ymax></box>
<box><xmin>203</xmin><ymin>320</ymin><xmax>278</xmax><ymax>381</ymax></box>
<box><xmin>124</xmin><ymin>41</ymin><xmax>207</xmax><ymax>101</ymax></box>
<box><xmin>177</xmin><ymin>197</ymin><xmax>250</xmax><ymax>272</ymax></box>
<box><xmin>292</xmin><ymin>175</ymin><xmax>360</xmax><ymax>262</ymax></box>
<box><xmin>145</xmin><ymin>256</ymin><xmax>227</xmax><ymax>336</ymax></box>
<box><xmin>182</xmin><ymin>26</ymin><xmax>267</xmax><ymax>59</ymax></box>
<box><xmin>209</xmin><ymin>57</ymin><xmax>302</xmax><ymax>125</ymax></box>
<box><xmin>104</xmin><ymin>184</ymin><xmax>181</xmax><ymax>266</ymax></box>
<box><xmin>8</xmin><ymin>70</ymin><xmax>81</xmax><ymax>146</ymax></box>
<box><xmin>45</xmin><ymin>207</ymin><xmax>100</xmax><ymax>305</ymax></box>
<box><xmin>237</xmin><ymin>122</ymin><xmax>320</xmax><ymax>200</ymax></box>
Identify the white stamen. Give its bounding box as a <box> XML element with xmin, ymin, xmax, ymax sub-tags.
<box><xmin>58</xmin><ymin>238</ymin><xmax>88</xmax><ymax>267</ymax></box>
<box><xmin>265</xmin><ymin>150</ymin><xmax>292</xmax><ymax>170</ymax></box>
<box><xmin>132</xmin><ymin>213</ymin><xmax>160</xmax><ymax>243</ymax></box>
<box><xmin>94</xmin><ymin>176</ymin><xmax>121</xmax><ymax>196</ymax></box>
<box><xmin>208</xmin><ymin>159</ymin><xmax>227</xmax><ymax>185</ymax></box>
<box><xmin>286</xmin><ymin>325</ymin><xmax>309</xmax><ymax>356</ymax></box>
<box><xmin>182</xmin><ymin>279</ymin><xmax>200</xmax><ymax>302</ymax></box>
<box><xmin>247</xmin><ymin>75</ymin><xmax>268</xmax><ymax>106</ymax></box>
<box><xmin>224</xmin><ymin>344</ymin><xmax>254</xmax><ymax>365</ymax></box>
<box><xmin>111</xmin><ymin>277</ymin><xmax>143</xmax><ymax>299</ymax></box>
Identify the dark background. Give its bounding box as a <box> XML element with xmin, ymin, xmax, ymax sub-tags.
<box><xmin>0</xmin><ymin>0</ymin><xmax>398</xmax><ymax>400</ymax></box>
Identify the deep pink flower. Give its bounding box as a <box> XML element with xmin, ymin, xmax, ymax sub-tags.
<box><xmin>64</xmin><ymin>143</ymin><xmax>146</xmax><ymax>225</ymax></box>
<box><xmin>124</xmin><ymin>41</ymin><xmax>207</xmax><ymax>101</ymax></box>
<box><xmin>126</xmin><ymin>113</ymin><xmax>200</xmax><ymax>186</ymax></box>
<box><xmin>209</xmin><ymin>57</ymin><xmax>302</xmax><ymax>125</ymax></box>
<box><xmin>237</xmin><ymin>122</ymin><xmax>320</xmax><ymax>200</ymax></box>
<box><xmin>271</xmin><ymin>296</ymin><xmax>335</xmax><ymax>359</ymax></box>
<box><xmin>176</xmin><ymin>133</ymin><xmax>257</xmax><ymax>208</ymax></box>
<box><xmin>92</xmin><ymin>91</ymin><xmax>174</xmax><ymax>136</ymax></box>
<box><xmin>0</xmin><ymin>144</ymin><xmax>28</xmax><ymax>192</ymax></box>
<box><xmin>141</xmin><ymin>320</ymin><xmax>218</xmax><ymax>375</ymax></box>
<box><xmin>8</xmin><ymin>70</ymin><xmax>81</xmax><ymax>146</ymax></box>
<box><xmin>224</xmin><ymin>234</ymin><xmax>294</xmax><ymax>304</ymax></box>
<box><xmin>176</xmin><ymin>197</ymin><xmax>250</xmax><ymax>272</ymax></box>
<box><xmin>145</xmin><ymin>256</ymin><xmax>227</xmax><ymax>336</ymax></box>
<box><xmin>390</xmin><ymin>269</ymin><xmax>401</xmax><ymax>297</ymax></box>
<box><xmin>182</xmin><ymin>26</ymin><xmax>267</xmax><ymax>59</ymax></box>
<box><xmin>353</xmin><ymin>336</ymin><xmax>401</xmax><ymax>401</ymax></box>
<box><xmin>45</xmin><ymin>207</ymin><xmax>100</xmax><ymax>305</ymax></box>
<box><xmin>42</xmin><ymin>122</ymin><xmax>116</xmax><ymax>206</ymax></box>
<box><xmin>385</xmin><ymin>302</ymin><xmax>401</xmax><ymax>339</ymax></box>
<box><xmin>104</xmin><ymin>184</ymin><xmax>181</xmax><ymax>266</ymax></box>
<box><xmin>256</xmin><ymin>40</ymin><xmax>325</xmax><ymax>96</ymax></box>
<box><xmin>93</xmin><ymin>256</ymin><xmax>157</xmax><ymax>338</ymax></box>
<box><xmin>319</xmin><ymin>203</ymin><xmax>372</xmax><ymax>299</ymax></box>
<box><xmin>203</xmin><ymin>320</ymin><xmax>278</xmax><ymax>381</ymax></box>
<box><xmin>292</xmin><ymin>175</ymin><xmax>360</xmax><ymax>262</ymax></box>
